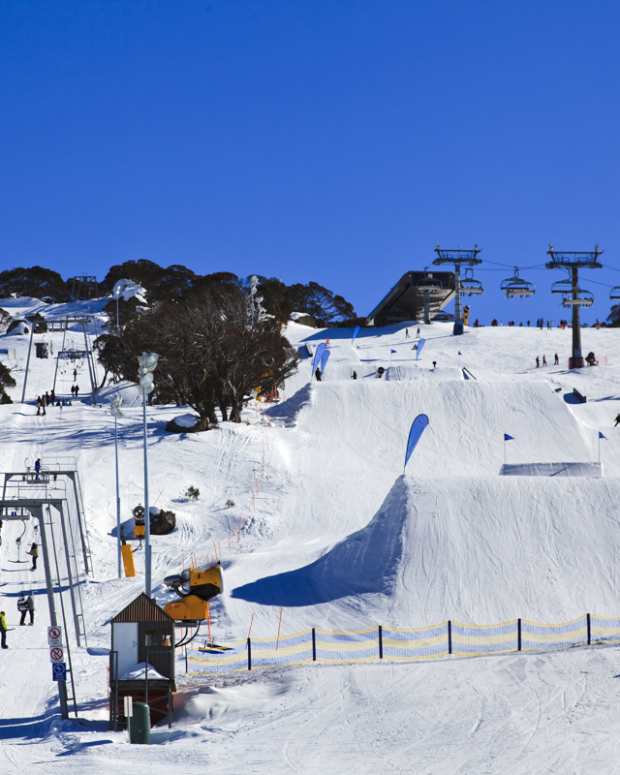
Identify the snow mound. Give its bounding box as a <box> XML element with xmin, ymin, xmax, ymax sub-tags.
<box><xmin>119</xmin><ymin>661</ymin><xmax>167</xmax><ymax>681</ymax></box>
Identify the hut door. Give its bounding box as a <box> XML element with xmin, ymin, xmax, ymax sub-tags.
<box><xmin>114</xmin><ymin>622</ymin><xmax>139</xmax><ymax>677</ymax></box>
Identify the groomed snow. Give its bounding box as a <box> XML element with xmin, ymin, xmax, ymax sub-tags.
<box><xmin>2</xmin><ymin>314</ymin><xmax>620</xmax><ymax>773</ymax></box>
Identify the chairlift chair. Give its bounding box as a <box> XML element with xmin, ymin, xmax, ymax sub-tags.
<box><xmin>561</xmin><ymin>289</ymin><xmax>594</xmax><ymax>308</ymax></box>
<box><xmin>460</xmin><ymin>268</ymin><xmax>484</xmax><ymax>296</ymax></box>
<box><xmin>500</xmin><ymin>267</ymin><xmax>535</xmax><ymax>299</ymax></box>
<box><xmin>610</xmin><ymin>286</ymin><xmax>620</xmax><ymax>301</ymax></box>
<box><xmin>551</xmin><ymin>277</ymin><xmax>573</xmax><ymax>295</ymax></box>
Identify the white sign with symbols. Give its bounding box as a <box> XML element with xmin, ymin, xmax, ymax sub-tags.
<box><xmin>50</xmin><ymin>646</ymin><xmax>64</xmax><ymax>663</ymax></box>
<box><xmin>47</xmin><ymin>626</ymin><xmax>62</xmax><ymax>647</ymax></box>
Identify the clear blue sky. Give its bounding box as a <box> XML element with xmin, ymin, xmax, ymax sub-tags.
<box><xmin>1</xmin><ymin>1</ymin><xmax>620</xmax><ymax>323</ymax></box>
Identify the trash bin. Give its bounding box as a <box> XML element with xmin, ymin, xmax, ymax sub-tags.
<box><xmin>129</xmin><ymin>702</ymin><xmax>151</xmax><ymax>744</ymax></box>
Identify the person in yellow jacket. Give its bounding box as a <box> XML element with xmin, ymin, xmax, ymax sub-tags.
<box><xmin>28</xmin><ymin>542</ymin><xmax>39</xmax><ymax>571</ymax></box>
<box><xmin>0</xmin><ymin>610</ymin><xmax>8</xmax><ymax>649</ymax></box>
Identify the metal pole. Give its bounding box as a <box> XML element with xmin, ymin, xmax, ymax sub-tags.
<box><xmin>570</xmin><ymin>266</ymin><xmax>583</xmax><ymax>368</ymax></box>
<box><xmin>453</xmin><ymin>264</ymin><xmax>462</xmax><ymax>336</ymax></box>
<box><xmin>52</xmin><ymin>317</ymin><xmax>69</xmax><ymax>394</ymax></box>
<box><xmin>20</xmin><ymin>323</ymin><xmax>35</xmax><ymax>403</ymax></box>
<box><xmin>57</xmin><ymin>503</ymin><xmax>82</xmax><ymax>648</ymax></box>
<box><xmin>35</xmin><ymin>506</ymin><xmax>69</xmax><ymax>719</ymax></box>
<box><xmin>114</xmin><ymin>416</ymin><xmax>121</xmax><ymax>579</ymax></box>
<box><xmin>143</xmin><ymin>391</ymin><xmax>151</xmax><ymax>596</ymax></box>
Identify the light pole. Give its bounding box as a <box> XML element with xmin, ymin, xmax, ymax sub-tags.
<box><xmin>137</xmin><ymin>351</ymin><xmax>159</xmax><ymax>596</ymax></box>
<box><xmin>110</xmin><ymin>394</ymin><xmax>123</xmax><ymax>579</ymax></box>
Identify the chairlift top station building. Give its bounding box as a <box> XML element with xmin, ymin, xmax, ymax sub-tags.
<box><xmin>367</xmin><ymin>269</ymin><xmax>456</xmax><ymax>326</ymax></box>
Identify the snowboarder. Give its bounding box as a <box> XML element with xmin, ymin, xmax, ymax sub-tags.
<box><xmin>554</xmin><ymin>353</ymin><xmax>559</xmax><ymax>366</ymax></box>
<box><xmin>28</xmin><ymin>542</ymin><xmax>39</xmax><ymax>571</ymax></box>
<box><xmin>0</xmin><ymin>611</ymin><xmax>8</xmax><ymax>648</ymax></box>
<box><xmin>614</xmin><ymin>414</ymin><xmax>620</xmax><ymax>427</ymax></box>
<box><xmin>314</xmin><ymin>367</ymin><xmax>322</xmax><ymax>382</ymax></box>
<box><xmin>17</xmin><ymin>595</ymin><xmax>34</xmax><ymax>626</ymax></box>
<box><xmin>351</xmin><ymin>370</ymin><xmax>358</xmax><ymax>380</ymax></box>
<box><xmin>542</xmin><ymin>355</ymin><xmax>547</xmax><ymax>367</ymax></box>
<box><xmin>34</xmin><ymin>458</ymin><xmax>41</xmax><ymax>480</ymax></box>
<box><xmin>535</xmin><ymin>356</ymin><xmax>540</xmax><ymax>368</ymax></box>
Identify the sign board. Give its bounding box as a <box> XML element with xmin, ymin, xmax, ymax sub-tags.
<box><xmin>52</xmin><ymin>662</ymin><xmax>67</xmax><ymax>682</ymax></box>
<box><xmin>47</xmin><ymin>626</ymin><xmax>62</xmax><ymax>646</ymax></box>
<box><xmin>50</xmin><ymin>646</ymin><xmax>64</xmax><ymax>663</ymax></box>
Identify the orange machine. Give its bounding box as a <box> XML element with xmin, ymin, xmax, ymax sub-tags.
<box><xmin>163</xmin><ymin>562</ymin><xmax>223</xmax><ymax>622</ymax></box>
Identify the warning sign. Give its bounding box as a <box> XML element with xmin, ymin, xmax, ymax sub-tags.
<box><xmin>50</xmin><ymin>647</ymin><xmax>64</xmax><ymax>663</ymax></box>
<box><xmin>47</xmin><ymin>626</ymin><xmax>62</xmax><ymax>646</ymax></box>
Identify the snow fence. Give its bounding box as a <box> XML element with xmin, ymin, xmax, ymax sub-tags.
<box><xmin>187</xmin><ymin>614</ymin><xmax>620</xmax><ymax>674</ymax></box>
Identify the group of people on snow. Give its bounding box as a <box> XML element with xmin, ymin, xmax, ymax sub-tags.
<box><xmin>535</xmin><ymin>354</ymin><xmax>560</xmax><ymax>368</ymax></box>
<box><xmin>36</xmin><ymin>390</ymin><xmax>55</xmax><ymax>415</ymax></box>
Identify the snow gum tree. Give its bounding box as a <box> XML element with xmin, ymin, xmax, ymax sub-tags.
<box><xmin>96</xmin><ymin>281</ymin><xmax>297</xmax><ymax>428</ymax></box>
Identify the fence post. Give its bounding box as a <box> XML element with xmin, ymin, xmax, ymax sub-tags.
<box><xmin>517</xmin><ymin>618</ymin><xmax>522</xmax><ymax>652</ymax></box>
<box><xmin>247</xmin><ymin>637</ymin><xmax>252</xmax><ymax>671</ymax></box>
<box><xmin>447</xmin><ymin>620</ymin><xmax>452</xmax><ymax>655</ymax></box>
<box><xmin>185</xmin><ymin>644</ymin><xmax>188</xmax><ymax>673</ymax></box>
<box><xmin>312</xmin><ymin>627</ymin><xmax>317</xmax><ymax>662</ymax></box>
<box><xmin>586</xmin><ymin>613</ymin><xmax>591</xmax><ymax>646</ymax></box>
<box><xmin>378</xmin><ymin>625</ymin><xmax>383</xmax><ymax>659</ymax></box>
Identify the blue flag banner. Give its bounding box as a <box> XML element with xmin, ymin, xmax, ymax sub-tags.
<box><xmin>311</xmin><ymin>343</ymin><xmax>327</xmax><ymax>375</ymax></box>
<box><xmin>504</xmin><ymin>434</ymin><xmax>514</xmax><ymax>442</ymax></box>
<box><xmin>599</xmin><ymin>431</ymin><xmax>607</xmax><ymax>440</ymax></box>
<box><xmin>404</xmin><ymin>414</ymin><xmax>430</xmax><ymax>471</ymax></box>
<box><xmin>352</xmin><ymin>325</ymin><xmax>361</xmax><ymax>344</ymax></box>
<box><xmin>416</xmin><ymin>338</ymin><xmax>426</xmax><ymax>361</ymax></box>
<box><xmin>319</xmin><ymin>347</ymin><xmax>330</xmax><ymax>374</ymax></box>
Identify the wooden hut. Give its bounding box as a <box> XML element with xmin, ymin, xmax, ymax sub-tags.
<box><xmin>109</xmin><ymin>593</ymin><xmax>176</xmax><ymax>728</ymax></box>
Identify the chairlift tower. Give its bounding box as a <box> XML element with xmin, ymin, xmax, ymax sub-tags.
<box><xmin>432</xmin><ymin>245</ymin><xmax>482</xmax><ymax>335</ymax></box>
<box><xmin>546</xmin><ymin>245</ymin><xmax>602</xmax><ymax>369</ymax></box>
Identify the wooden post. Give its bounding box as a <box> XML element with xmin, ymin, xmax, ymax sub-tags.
<box><xmin>587</xmin><ymin>613</ymin><xmax>591</xmax><ymax>646</ymax></box>
<box><xmin>247</xmin><ymin>637</ymin><xmax>252</xmax><ymax>671</ymax></box>
<box><xmin>312</xmin><ymin>627</ymin><xmax>317</xmax><ymax>662</ymax></box>
<box><xmin>447</xmin><ymin>620</ymin><xmax>452</xmax><ymax>655</ymax></box>
<box><xmin>517</xmin><ymin>618</ymin><xmax>522</xmax><ymax>651</ymax></box>
<box><xmin>378</xmin><ymin>625</ymin><xmax>383</xmax><ymax>659</ymax></box>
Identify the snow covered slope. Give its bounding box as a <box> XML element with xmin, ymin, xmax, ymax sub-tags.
<box><xmin>2</xmin><ymin>316</ymin><xmax>620</xmax><ymax>773</ymax></box>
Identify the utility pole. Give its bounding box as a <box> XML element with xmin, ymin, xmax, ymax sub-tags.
<box><xmin>546</xmin><ymin>245</ymin><xmax>601</xmax><ymax>369</ymax></box>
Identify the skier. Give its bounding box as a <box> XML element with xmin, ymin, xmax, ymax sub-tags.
<box><xmin>0</xmin><ymin>610</ymin><xmax>8</xmax><ymax>648</ymax></box>
<box><xmin>36</xmin><ymin>396</ymin><xmax>46</xmax><ymax>416</ymax></box>
<box><xmin>535</xmin><ymin>356</ymin><xmax>540</xmax><ymax>368</ymax></box>
<box><xmin>314</xmin><ymin>367</ymin><xmax>322</xmax><ymax>382</ymax></box>
<box><xmin>44</xmin><ymin>391</ymin><xmax>50</xmax><ymax>406</ymax></box>
<box><xmin>405</xmin><ymin>328</ymin><xmax>409</xmax><ymax>339</ymax></box>
<box><xmin>50</xmin><ymin>388</ymin><xmax>56</xmax><ymax>403</ymax></box>
<box><xmin>614</xmin><ymin>414</ymin><xmax>620</xmax><ymax>427</ymax></box>
<box><xmin>73</xmin><ymin>368</ymin><xmax>77</xmax><ymax>381</ymax></box>
<box><xmin>542</xmin><ymin>355</ymin><xmax>547</xmax><ymax>367</ymax></box>
<box><xmin>432</xmin><ymin>361</ymin><xmax>437</xmax><ymax>370</ymax></box>
<box><xmin>351</xmin><ymin>370</ymin><xmax>358</xmax><ymax>380</ymax></box>
<box><xmin>554</xmin><ymin>353</ymin><xmax>559</xmax><ymax>366</ymax></box>
<box><xmin>18</xmin><ymin>595</ymin><xmax>34</xmax><ymax>626</ymax></box>
<box><xmin>28</xmin><ymin>542</ymin><xmax>39</xmax><ymax>571</ymax></box>
<box><xmin>416</xmin><ymin>327</ymin><xmax>421</xmax><ymax>336</ymax></box>
<box><xmin>75</xmin><ymin>384</ymin><xmax>80</xmax><ymax>398</ymax></box>
<box><xmin>34</xmin><ymin>458</ymin><xmax>41</xmax><ymax>481</ymax></box>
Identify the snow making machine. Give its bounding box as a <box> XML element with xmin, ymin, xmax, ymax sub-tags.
<box><xmin>163</xmin><ymin>561</ymin><xmax>223</xmax><ymax>623</ymax></box>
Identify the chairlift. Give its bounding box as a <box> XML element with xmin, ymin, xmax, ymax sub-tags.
<box><xmin>551</xmin><ymin>277</ymin><xmax>573</xmax><ymax>295</ymax></box>
<box><xmin>460</xmin><ymin>268</ymin><xmax>484</xmax><ymax>296</ymax></box>
<box><xmin>561</xmin><ymin>289</ymin><xmax>594</xmax><ymax>308</ymax></box>
<box><xmin>500</xmin><ymin>267</ymin><xmax>535</xmax><ymax>299</ymax></box>
<box><xmin>610</xmin><ymin>286</ymin><xmax>620</xmax><ymax>301</ymax></box>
